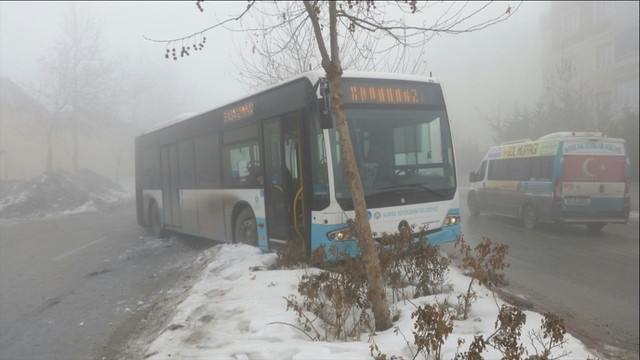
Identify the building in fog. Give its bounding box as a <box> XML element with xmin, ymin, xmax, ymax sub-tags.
<box><xmin>0</xmin><ymin>77</ymin><xmax>134</xmax><ymax>182</ymax></box>
<box><xmin>540</xmin><ymin>1</ymin><xmax>639</xmax><ymax>113</ymax></box>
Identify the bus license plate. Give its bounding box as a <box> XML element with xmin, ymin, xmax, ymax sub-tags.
<box><xmin>565</xmin><ymin>197</ymin><xmax>590</xmax><ymax>205</ymax></box>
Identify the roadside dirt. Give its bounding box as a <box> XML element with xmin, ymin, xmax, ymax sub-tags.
<box><xmin>495</xmin><ymin>287</ymin><xmax>638</xmax><ymax>360</ymax></box>
<box><xmin>95</xmin><ymin>248</ymin><xmax>215</xmax><ymax>360</ymax></box>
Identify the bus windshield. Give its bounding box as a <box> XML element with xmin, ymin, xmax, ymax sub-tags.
<box><xmin>329</xmin><ymin>107</ymin><xmax>456</xmax><ymax>210</ymax></box>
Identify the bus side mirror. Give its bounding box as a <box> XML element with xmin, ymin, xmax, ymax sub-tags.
<box><xmin>469</xmin><ymin>171</ymin><xmax>477</xmax><ymax>182</ymax></box>
<box><xmin>318</xmin><ymin>98</ymin><xmax>333</xmax><ymax>129</ymax></box>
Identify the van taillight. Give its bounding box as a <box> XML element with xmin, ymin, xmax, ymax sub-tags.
<box><xmin>554</xmin><ymin>178</ymin><xmax>563</xmax><ymax>202</ymax></box>
<box><xmin>625</xmin><ymin>180</ymin><xmax>631</xmax><ymax>204</ymax></box>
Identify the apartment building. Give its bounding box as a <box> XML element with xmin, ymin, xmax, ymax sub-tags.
<box><xmin>540</xmin><ymin>1</ymin><xmax>639</xmax><ymax>113</ymax></box>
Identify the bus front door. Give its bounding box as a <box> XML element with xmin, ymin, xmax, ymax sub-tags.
<box><xmin>262</xmin><ymin>114</ymin><xmax>305</xmax><ymax>250</ymax></box>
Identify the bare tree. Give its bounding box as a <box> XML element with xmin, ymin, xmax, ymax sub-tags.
<box><xmin>145</xmin><ymin>0</ymin><xmax>521</xmax><ymax>332</ymax></box>
<box><xmin>32</xmin><ymin>3</ymin><xmax>115</xmax><ymax>174</ymax></box>
<box><xmin>228</xmin><ymin>2</ymin><xmax>392</xmax><ymax>91</ymax></box>
<box><xmin>486</xmin><ymin>63</ymin><xmax>614</xmax><ymax>144</ymax></box>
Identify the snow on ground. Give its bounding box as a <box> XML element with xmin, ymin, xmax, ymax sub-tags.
<box><xmin>0</xmin><ymin>168</ymin><xmax>131</xmax><ymax>220</ymax></box>
<box><xmin>145</xmin><ymin>244</ymin><xmax>595</xmax><ymax>360</ymax></box>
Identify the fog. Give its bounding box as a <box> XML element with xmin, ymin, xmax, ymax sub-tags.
<box><xmin>0</xmin><ymin>1</ymin><xmax>600</xmax><ymax>183</ymax></box>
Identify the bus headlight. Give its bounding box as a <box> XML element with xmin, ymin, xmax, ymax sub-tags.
<box><xmin>327</xmin><ymin>228</ymin><xmax>353</xmax><ymax>241</ymax></box>
<box><xmin>443</xmin><ymin>214</ymin><xmax>461</xmax><ymax>227</ymax></box>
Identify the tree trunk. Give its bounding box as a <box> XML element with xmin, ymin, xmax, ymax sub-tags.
<box><xmin>115</xmin><ymin>147</ymin><xmax>122</xmax><ymax>185</ymax></box>
<box><xmin>326</xmin><ymin>70</ymin><xmax>392</xmax><ymax>332</ymax></box>
<box><xmin>72</xmin><ymin>120</ymin><xmax>79</xmax><ymax>174</ymax></box>
<box><xmin>46</xmin><ymin>129</ymin><xmax>53</xmax><ymax>173</ymax></box>
<box><xmin>303</xmin><ymin>0</ymin><xmax>392</xmax><ymax>331</ymax></box>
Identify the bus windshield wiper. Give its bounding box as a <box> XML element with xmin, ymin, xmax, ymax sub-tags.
<box><xmin>374</xmin><ymin>183</ymin><xmax>446</xmax><ymax>198</ymax></box>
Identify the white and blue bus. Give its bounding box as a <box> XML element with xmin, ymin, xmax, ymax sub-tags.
<box><xmin>135</xmin><ymin>72</ymin><xmax>461</xmax><ymax>257</ymax></box>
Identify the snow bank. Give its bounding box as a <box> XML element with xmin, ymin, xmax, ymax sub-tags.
<box><xmin>145</xmin><ymin>244</ymin><xmax>595</xmax><ymax>360</ymax></box>
<box><xmin>0</xmin><ymin>168</ymin><xmax>131</xmax><ymax>219</ymax></box>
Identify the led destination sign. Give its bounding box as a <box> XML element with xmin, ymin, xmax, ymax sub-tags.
<box><xmin>224</xmin><ymin>101</ymin><xmax>254</xmax><ymax>123</ymax></box>
<box><xmin>346</xmin><ymin>85</ymin><xmax>425</xmax><ymax>104</ymax></box>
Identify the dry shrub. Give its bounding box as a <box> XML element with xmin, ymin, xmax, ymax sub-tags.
<box><xmin>282</xmin><ymin>220</ymin><xmax>452</xmax><ymax>342</ymax></box>
<box><xmin>285</xmin><ymin>247</ymin><xmax>374</xmax><ymax>341</ymax></box>
<box><xmin>270</xmin><ymin>239</ymin><xmax>307</xmax><ymax>269</ymax></box>
<box><xmin>455</xmin><ymin>307</ymin><xmax>570</xmax><ymax>360</ymax></box>
<box><xmin>411</xmin><ymin>303</ymin><xmax>455</xmax><ymax>360</ymax></box>
<box><xmin>455</xmin><ymin>236</ymin><xmax>509</xmax><ymax>320</ymax></box>
<box><xmin>378</xmin><ymin>225</ymin><xmax>452</xmax><ymax>303</ymax></box>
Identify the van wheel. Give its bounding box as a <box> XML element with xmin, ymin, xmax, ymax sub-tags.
<box><xmin>235</xmin><ymin>208</ymin><xmax>258</xmax><ymax>246</ymax></box>
<box><xmin>149</xmin><ymin>202</ymin><xmax>166</xmax><ymax>238</ymax></box>
<box><xmin>522</xmin><ymin>205</ymin><xmax>538</xmax><ymax>230</ymax></box>
<box><xmin>586</xmin><ymin>223</ymin><xmax>606</xmax><ymax>233</ymax></box>
<box><xmin>468</xmin><ymin>194</ymin><xmax>480</xmax><ymax>217</ymax></box>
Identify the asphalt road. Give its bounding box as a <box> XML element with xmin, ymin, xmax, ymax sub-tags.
<box><xmin>0</xmin><ymin>202</ymin><xmax>214</xmax><ymax>360</ymax></box>
<box><xmin>440</xmin><ymin>198</ymin><xmax>639</xmax><ymax>359</ymax></box>
<box><xmin>1</xmin><ymin>198</ymin><xmax>637</xmax><ymax>359</ymax></box>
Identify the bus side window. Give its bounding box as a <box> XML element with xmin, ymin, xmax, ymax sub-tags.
<box><xmin>142</xmin><ymin>149</ymin><xmax>161</xmax><ymax>189</ymax></box>
<box><xmin>223</xmin><ymin>125</ymin><xmax>261</xmax><ymax>187</ymax></box>
<box><xmin>195</xmin><ymin>133</ymin><xmax>221</xmax><ymax>187</ymax></box>
<box><xmin>178</xmin><ymin>140</ymin><xmax>195</xmax><ymax>189</ymax></box>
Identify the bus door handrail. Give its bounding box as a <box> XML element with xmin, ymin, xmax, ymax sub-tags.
<box><xmin>293</xmin><ymin>186</ymin><xmax>306</xmax><ymax>254</ymax></box>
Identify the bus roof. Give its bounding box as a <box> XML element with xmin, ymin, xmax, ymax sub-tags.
<box><xmin>141</xmin><ymin>71</ymin><xmax>441</xmax><ymax>135</ymax></box>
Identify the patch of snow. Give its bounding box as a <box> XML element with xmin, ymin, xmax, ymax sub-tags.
<box><xmin>0</xmin><ymin>168</ymin><xmax>132</xmax><ymax>220</ymax></box>
<box><xmin>145</xmin><ymin>244</ymin><xmax>595</xmax><ymax>360</ymax></box>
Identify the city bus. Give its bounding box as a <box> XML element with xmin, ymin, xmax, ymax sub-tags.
<box><xmin>467</xmin><ymin>132</ymin><xmax>632</xmax><ymax>232</ymax></box>
<box><xmin>135</xmin><ymin>71</ymin><xmax>461</xmax><ymax>257</ymax></box>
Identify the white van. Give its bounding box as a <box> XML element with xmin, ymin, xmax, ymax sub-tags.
<box><xmin>467</xmin><ymin>132</ymin><xmax>631</xmax><ymax>232</ymax></box>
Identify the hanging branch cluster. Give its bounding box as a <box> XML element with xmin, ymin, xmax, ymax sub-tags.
<box><xmin>144</xmin><ymin>0</ymin><xmax>256</xmax><ymax>61</ymax></box>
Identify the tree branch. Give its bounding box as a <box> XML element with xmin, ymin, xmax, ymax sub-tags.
<box><xmin>303</xmin><ymin>1</ymin><xmax>330</xmax><ymax>70</ymax></box>
<box><xmin>143</xmin><ymin>1</ymin><xmax>256</xmax><ymax>44</ymax></box>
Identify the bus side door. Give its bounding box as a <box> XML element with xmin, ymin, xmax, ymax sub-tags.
<box><xmin>262</xmin><ymin>112</ymin><xmax>305</xmax><ymax>247</ymax></box>
<box><xmin>160</xmin><ymin>144</ymin><xmax>181</xmax><ymax>229</ymax></box>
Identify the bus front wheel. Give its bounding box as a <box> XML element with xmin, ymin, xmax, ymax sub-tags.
<box><xmin>586</xmin><ymin>223</ymin><xmax>606</xmax><ymax>233</ymax></box>
<box><xmin>522</xmin><ymin>205</ymin><xmax>538</xmax><ymax>230</ymax></box>
<box><xmin>149</xmin><ymin>202</ymin><xmax>166</xmax><ymax>238</ymax></box>
<box><xmin>235</xmin><ymin>208</ymin><xmax>258</xmax><ymax>246</ymax></box>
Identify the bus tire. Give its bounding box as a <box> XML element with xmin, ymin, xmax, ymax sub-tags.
<box><xmin>522</xmin><ymin>204</ymin><xmax>538</xmax><ymax>230</ymax></box>
<box><xmin>586</xmin><ymin>223</ymin><xmax>606</xmax><ymax>233</ymax></box>
<box><xmin>234</xmin><ymin>207</ymin><xmax>258</xmax><ymax>246</ymax></box>
<box><xmin>468</xmin><ymin>194</ymin><xmax>480</xmax><ymax>217</ymax></box>
<box><xmin>149</xmin><ymin>201</ymin><xmax>166</xmax><ymax>238</ymax></box>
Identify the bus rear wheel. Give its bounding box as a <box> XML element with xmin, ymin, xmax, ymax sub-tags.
<box><xmin>522</xmin><ymin>205</ymin><xmax>538</xmax><ymax>230</ymax></box>
<box><xmin>586</xmin><ymin>223</ymin><xmax>606</xmax><ymax>233</ymax></box>
<box><xmin>149</xmin><ymin>202</ymin><xmax>166</xmax><ymax>238</ymax></box>
<box><xmin>235</xmin><ymin>208</ymin><xmax>258</xmax><ymax>246</ymax></box>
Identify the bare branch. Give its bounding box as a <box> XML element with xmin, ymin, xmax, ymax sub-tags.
<box><xmin>329</xmin><ymin>1</ymin><xmax>339</xmax><ymax>66</ymax></box>
<box><xmin>143</xmin><ymin>1</ymin><xmax>256</xmax><ymax>43</ymax></box>
<box><xmin>303</xmin><ymin>1</ymin><xmax>330</xmax><ymax>70</ymax></box>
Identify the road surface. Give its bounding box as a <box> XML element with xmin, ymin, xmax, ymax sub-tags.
<box><xmin>440</xmin><ymin>199</ymin><xmax>639</xmax><ymax>359</ymax></box>
<box><xmin>0</xmin><ymin>202</ymin><xmax>214</xmax><ymax>360</ymax></box>
<box><xmin>1</xmin><ymin>199</ymin><xmax>637</xmax><ymax>359</ymax></box>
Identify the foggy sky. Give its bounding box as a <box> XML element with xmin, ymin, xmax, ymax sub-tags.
<box><xmin>1</xmin><ymin>1</ymin><xmax>550</xmax><ymax>150</ymax></box>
